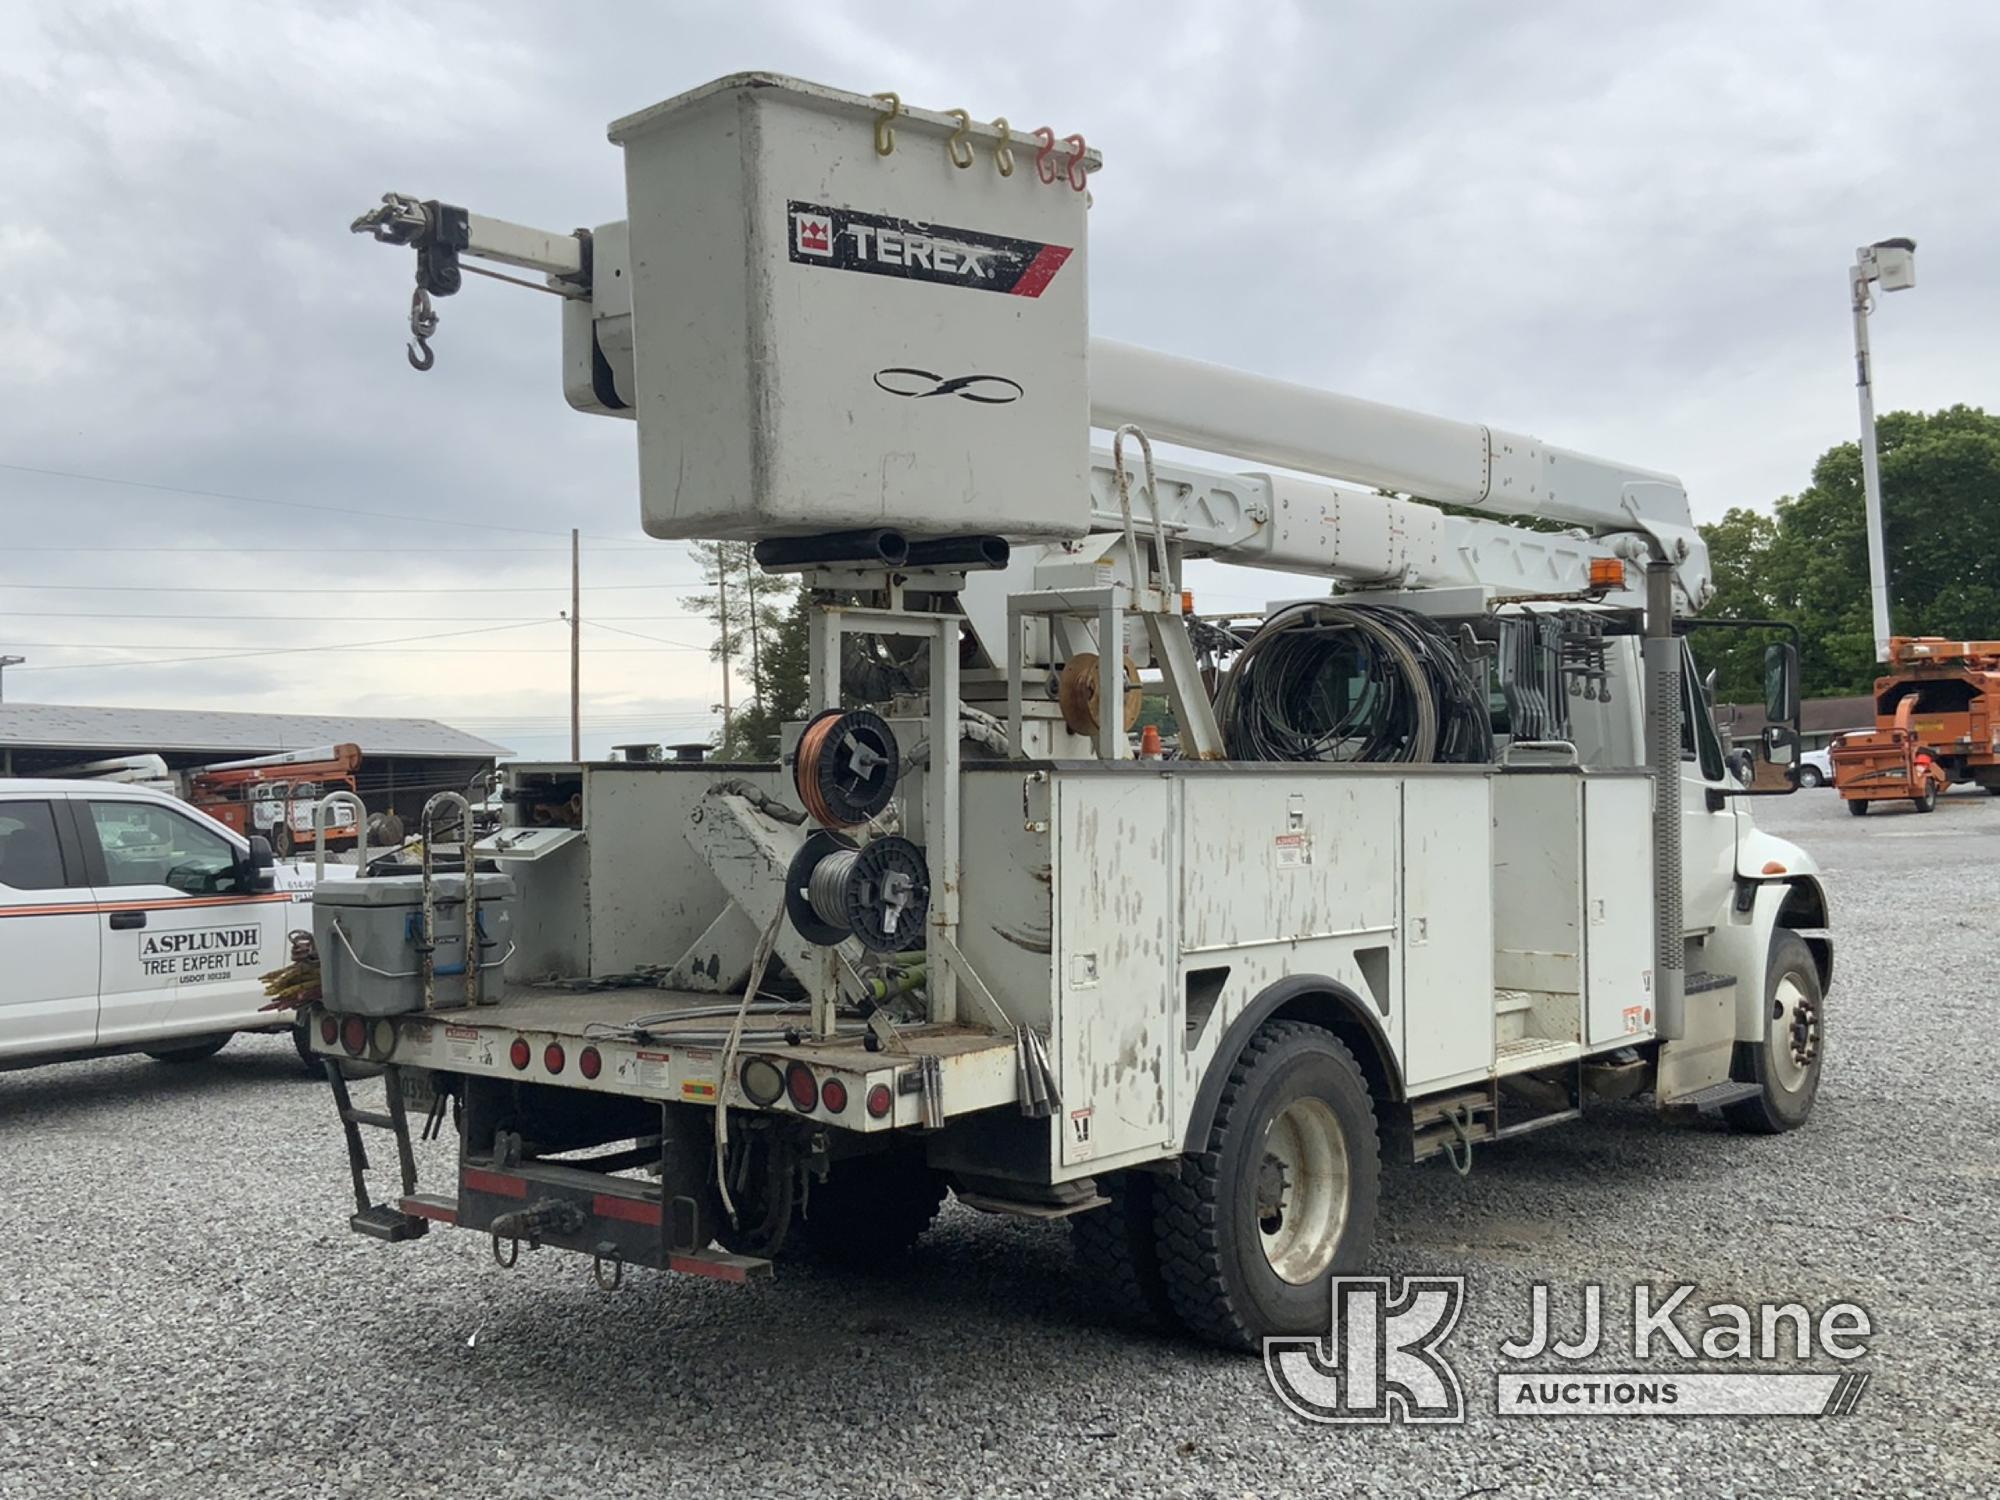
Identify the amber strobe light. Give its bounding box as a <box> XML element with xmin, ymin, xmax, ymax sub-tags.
<box><xmin>1589</xmin><ymin>556</ymin><xmax>1625</xmax><ymax>589</ymax></box>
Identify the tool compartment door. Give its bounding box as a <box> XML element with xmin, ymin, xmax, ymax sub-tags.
<box><xmin>1582</xmin><ymin>776</ymin><xmax>1657</xmax><ymax>1045</ymax></box>
<box><xmin>1053</xmin><ymin>775</ymin><xmax>1176</xmax><ymax>1169</ymax></box>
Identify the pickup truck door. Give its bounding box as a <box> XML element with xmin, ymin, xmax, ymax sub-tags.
<box><xmin>76</xmin><ymin>797</ymin><xmax>292</xmax><ymax>1047</ymax></box>
<box><xmin>0</xmin><ymin>796</ymin><xmax>102</xmax><ymax>1059</ymax></box>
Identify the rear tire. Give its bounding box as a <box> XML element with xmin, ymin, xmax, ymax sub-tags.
<box><xmin>1913</xmin><ymin>785</ymin><xmax>1938</xmax><ymax>813</ymax></box>
<box><xmin>1724</xmin><ymin>931</ymin><xmax>1823</xmax><ymax>1135</ymax></box>
<box><xmin>145</xmin><ymin>1034</ymin><xmax>230</xmax><ymax>1063</ymax></box>
<box><xmin>1846</xmin><ymin>798</ymin><xmax>1870</xmax><ymax>816</ymax></box>
<box><xmin>1071</xmin><ymin>1171</ymin><xmax>1181</xmax><ymax>1333</ymax></box>
<box><xmin>1797</xmin><ymin>765</ymin><xmax>1823</xmax><ymax>789</ymax></box>
<box><xmin>1154</xmin><ymin>1019</ymin><xmax>1381</xmax><ymax>1350</ymax></box>
<box><xmin>798</xmin><ymin>1149</ymin><xmax>948</xmax><ymax>1268</ymax></box>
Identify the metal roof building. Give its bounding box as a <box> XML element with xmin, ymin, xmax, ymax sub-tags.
<box><xmin>0</xmin><ymin>702</ymin><xmax>510</xmax><ymax>821</ymax></box>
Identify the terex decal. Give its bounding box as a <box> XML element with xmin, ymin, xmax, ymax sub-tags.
<box><xmin>787</xmin><ymin>201</ymin><xmax>1072</xmax><ymax>297</ymax></box>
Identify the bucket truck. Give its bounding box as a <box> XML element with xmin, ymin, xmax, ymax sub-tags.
<box><xmin>307</xmin><ymin>74</ymin><xmax>1829</xmax><ymax>1349</ymax></box>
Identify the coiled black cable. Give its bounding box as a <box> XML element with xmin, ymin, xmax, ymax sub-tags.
<box><xmin>1215</xmin><ymin>602</ymin><xmax>1494</xmax><ymax>764</ymax></box>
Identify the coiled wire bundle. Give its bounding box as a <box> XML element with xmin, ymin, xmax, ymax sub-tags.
<box><xmin>1215</xmin><ymin>601</ymin><xmax>1493</xmax><ymax>764</ymax></box>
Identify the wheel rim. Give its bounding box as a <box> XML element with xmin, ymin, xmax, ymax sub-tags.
<box><xmin>1769</xmin><ymin>974</ymin><xmax>1820</xmax><ymax>1092</ymax></box>
<box><xmin>1256</xmin><ymin>1097</ymin><xmax>1350</xmax><ymax>1285</ymax></box>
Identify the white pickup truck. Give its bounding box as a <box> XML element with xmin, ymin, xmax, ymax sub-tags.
<box><xmin>0</xmin><ymin>779</ymin><xmax>328</xmax><ymax>1073</ymax></box>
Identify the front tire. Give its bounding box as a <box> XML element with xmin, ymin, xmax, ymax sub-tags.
<box><xmin>1154</xmin><ymin>1019</ymin><xmax>1381</xmax><ymax>1349</ymax></box>
<box><xmin>1724</xmin><ymin>931</ymin><xmax>1824</xmax><ymax>1135</ymax></box>
<box><xmin>1797</xmin><ymin>765</ymin><xmax>1823</xmax><ymax>789</ymax></box>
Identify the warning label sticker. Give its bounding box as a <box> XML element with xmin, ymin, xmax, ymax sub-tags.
<box><xmin>443</xmin><ymin>1025</ymin><xmax>485</xmax><ymax>1067</ymax></box>
<box><xmin>787</xmin><ymin>201</ymin><xmax>1073</xmax><ymax>298</ymax></box>
<box><xmin>1069</xmin><ymin>1107</ymin><xmax>1095</xmax><ymax>1160</ymax></box>
<box><xmin>634</xmin><ymin>1049</ymin><xmax>673</xmax><ymax>1092</ymax></box>
<box><xmin>1274</xmin><ymin>832</ymin><xmax>1314</xmax><ymax>869</ymax></box>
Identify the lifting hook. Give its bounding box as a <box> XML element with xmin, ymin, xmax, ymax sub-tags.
<box><xmin>407</xmin><ymin>286</ymin><xmax>439</xmax><ymax>372</ymax></box>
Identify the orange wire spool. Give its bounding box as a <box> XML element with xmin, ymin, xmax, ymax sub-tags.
<box><xmin>793</xmin><ymin>708</ymin><xmax>900</xmax><ymax>828</ymax></box>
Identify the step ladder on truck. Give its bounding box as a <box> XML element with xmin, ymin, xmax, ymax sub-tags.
<box><xmin>309</xmin><ymin>73</ymin><xmax>1832</xmax><ymax>1348</ymax></box>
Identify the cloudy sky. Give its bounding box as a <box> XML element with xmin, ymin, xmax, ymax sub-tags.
<box><xmin>2</xmin><ymin>0</ymin><xmax>1993</xmax><ymax>758</ymax></box>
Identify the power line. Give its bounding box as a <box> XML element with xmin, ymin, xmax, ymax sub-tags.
<box><xmin>0</xmin><ymin>581</ymin><xmax>704</xmax><ymax>594</ymax></box>
<box><xmin>0</xmin><ymin>460</ymin><xmax>638</xmax><ymax>541</ymax></box>
<box><xmin>10</xmin><ymin>619</ymin><xmax>548</xmax><ymax>672</ymax></box>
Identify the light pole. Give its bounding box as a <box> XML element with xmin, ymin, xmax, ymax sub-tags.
<box><xmin>0</xmin><ymin>654</ymin><xmax>22</xmax><ymax>702</ymax></box>
<box><xmin>1850</xmin><ymin>237</ymin><xmax>1917</xmax><ymax>663</ymax></box>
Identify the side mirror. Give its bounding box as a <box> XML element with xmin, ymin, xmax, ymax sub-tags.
<box><xmin>1763</xmin><ymin>642</ymin><xmax>1799</xmax><ymax>725</ymax></box>
<box><xmin>241</xmin><ymin>833</ymin><xmax>276</xmax><ymax>890</ymax></box>
<box><xmin>1702</xmin><ymin>667</ymin><xmax>1719</xmax><ymax>708</ymax></box>
<box><xmin>1760</xmin><ymin>724</ymin><xmax>1800</xmax><ymax>767</ymax></box>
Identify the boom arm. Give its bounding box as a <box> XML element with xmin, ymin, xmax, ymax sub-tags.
<box><xmin>351</xmin><ymin>196</ymin><xmax>1710</xmax><ymax>607</ymax></box>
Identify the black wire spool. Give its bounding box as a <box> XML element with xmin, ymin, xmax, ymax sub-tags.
<box><xmin>793</xmin><ymin>708</ymin><xmax>900</xmax><ymax>827</ymax></box>
<box><xmin>1215</xmin><ymin>601</ymin><xmax>1493</xmax><ymax>764</ymax></box>
<box><xmin>784</xmin><ymin>833</ymin><xmax>931</xmax><ymax>953</ymax></box>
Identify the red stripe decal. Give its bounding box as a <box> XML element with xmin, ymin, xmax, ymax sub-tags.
<box><xmin>0</xmin><ymin>892</ymin><xmax>299</xmax><ymax>919</ymax></box>
<box><xmin>462</xmin><ymin>1167</ymin><xmax>527</xmax><ymax>1199</ymax></box>
<box><xmin>400</xmin><ymin>1196</ymin><xmax>459</xmax><ymax>1225</ymax></box>
<box><xmin>593</xmin><ymin>1193</ymin><xmax>663</xmax><ymax>1227</ymax></box>
<box><xmin>1008</xmin><ymin>244</ymin><xmax>1072</xmax><ymax>298</ymax></box>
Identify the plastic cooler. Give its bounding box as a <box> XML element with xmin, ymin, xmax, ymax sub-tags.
<box><xmin>312</xmin><ymin>872</ymin><xmax>517</xmax><ymax>1016</ymax></box>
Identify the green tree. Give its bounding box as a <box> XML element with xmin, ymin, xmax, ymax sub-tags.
<box><xmin>1695</xmin><ymin>506</ymin><xmax>1778</xmax><ymax>702</ymax></box>
<box><xmin>1700</xmin><ymin>406</ymin><xmax>2000</xmax><ymax>700</ymax></box>
<box><xmin>713</xmin><ymin>580</ymin><xmax>810</xmax><ymax>760</ymax></box>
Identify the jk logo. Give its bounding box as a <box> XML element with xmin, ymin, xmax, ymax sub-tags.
<box><xmin>1265</xmin><ymin>1277</ymin><xmax>1467</xmax><ymax>1424</ymax></box>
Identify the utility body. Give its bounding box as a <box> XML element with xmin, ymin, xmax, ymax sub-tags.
<box><xmin>314</xmin><ymin>74</ymin><xmax>1830</xmax><ymax>1345</ymax></box>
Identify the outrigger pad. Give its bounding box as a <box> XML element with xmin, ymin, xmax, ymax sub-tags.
<box><xmin>350</xmin><ymin>1204</ymin><xmax>430</xmax><ymax>1243</ymax></box>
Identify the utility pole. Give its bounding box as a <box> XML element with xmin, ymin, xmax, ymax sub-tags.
<box><xmin>569</xmin><ymin>528</ymin><xmax>581</xmax><ymax>761</ymax></box>
<box><xmin>718</xmin><ymin>568</ymin><xmax>733</xmax><ymax>737</ymax></box>
<box><xmin>0</xmin><ymin>654</ymin><xmax>21</xmax><ymax>703</ymax></box>
<box><xmin>1849</xmin><ymin>237</ymin><xmax>1918</xmax><ymax>663</ymax></box>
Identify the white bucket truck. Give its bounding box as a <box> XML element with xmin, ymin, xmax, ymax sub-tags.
<box><xmin>314</xmin><ymin>74</ymin><xmax>1827</xmax><ymax>1347</ymax></box>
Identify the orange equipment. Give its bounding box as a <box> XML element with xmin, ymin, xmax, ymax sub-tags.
<box><xmin>1831</xmin><ymin>637</ymin><xmax>2000</xmax><ymax>814</ymax></box>
<box><xmin>187</xmin><ymin>743</ymin><xmax>364</xmax><ymax>856</ymax></box>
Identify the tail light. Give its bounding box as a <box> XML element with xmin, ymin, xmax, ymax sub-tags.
<box><xmin>866</xmin><ymin>1083</ymin><xmax>893</xmax><ymax>1119</ymax></box>
<box><xmin>740</xmin><ymin>1057</ymin><xmax>784</xmax><ymax>1107</ymax></box>
<box><xmin>339</xmin><ymin>1015</ymin><xmax>367</xmax><ymax>1057</ymax></box>
<box><xmin>579</xmin><ymin>1046</ymin><xmax>602</xmax><ymax>1080</ymax></box>
<box><xmin>508</xmin><ymin>1037</ymin><xmax>531</xmax><ymax>1070</ymax></box>
<box><xmin>785</xmin><ymin>1061</ymin><xmax>818</xmax><ymax>1112</ymax></box>
<box><xmin>820</xmin><ymin>1078</ymin><xmax>849</xmax><ymax>1114</ymax></box>
<box><xmin>543</xmin><ymin>1042</ymin><xmax>566</xmax><ymax>1074</ymax></box>
<box><xmin>318</xmin><ymin>1015</ymin><xmax>338</xmax><ymax>1046</ymax></box>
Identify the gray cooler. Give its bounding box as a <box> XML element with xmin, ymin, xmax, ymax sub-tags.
<box><xmin>313</xmin><ymin>872</ymin><xmax>517</xmax><ymax>1015</ymax></box>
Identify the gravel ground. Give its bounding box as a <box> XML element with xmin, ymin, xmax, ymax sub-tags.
<box><xmin>3</xmin><ymin>788</ymin><xmax>1995</xmax><ymax>1499</ymax></box>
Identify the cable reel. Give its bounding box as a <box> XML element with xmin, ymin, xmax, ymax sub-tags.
<box><xmin>1057</xmin><ymin>652</ymin><xmax>1142</xmax><ymax>738</ymax></box>
<box><xmin>784</xmin><ymin>831</ymin><xmax>931</xmax><ymax>953</ymax></box>
<box><xmin>793</xmin><ymin>709</ymin><xmax>900</xmax><ymax>828</ymax></box>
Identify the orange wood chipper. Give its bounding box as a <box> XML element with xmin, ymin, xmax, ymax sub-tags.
<box><xmin>1831</xmin><ymin>637</ymin><xmax>2000</xmax><ymax>815</ymax></box>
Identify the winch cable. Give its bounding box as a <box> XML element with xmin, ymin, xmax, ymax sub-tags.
<box><xmin>1216</xmin><ymin>601</ymin><xmax>1493</xmax><ymax>764</ymax></box>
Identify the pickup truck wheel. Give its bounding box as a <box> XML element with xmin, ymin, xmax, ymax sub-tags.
<box><xmin>798</xmin><ymin>1150</ymin><xmax>947</xmax><ymax>1268</ymax></box>
<box><xmin>144</xmin><ymin>1034</ymin><xmax>230</xmax><ymax>1063</ymax></box>
<box><xmin>1846</xmin><ymin>799</ymin><xmax>1869</xmax><ymax>816</ymax></box>
<box><xmin>1724</xmin><ymin>931</ymin><xmax>1823</xmax><ymax>1135</ymax></box>
<box><xmin>1154</xmin><ymin>1019</ymin><xmax>1380</xmax><ymax>1350</ymax></box>
<box><xmin>1070</xmin><ymin>1171</ymin><xmax>1181</xmax><ymax>1332</ymax></box>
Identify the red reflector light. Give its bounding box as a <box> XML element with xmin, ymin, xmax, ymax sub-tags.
<box><xmin>579</xmin><ymin>1046</ymin><xmax>602</xmax><ymax>1080</ymax></box>
<box><xmin>318</xmin><ymin>1015</ymin><xmax>338</xmax><ymax>1045</ymax></box>
<box><xmin>821</xmin><ymin>1078</ymin><xmax>848</xmax><ymax>1114</ymax></box>
<box><xmin>785</xmin><ymin>1061</ymin><xmax>818</xmax><ymax>1112</ymax></box>
<box><xmin>340</xmin><ymin>1015</ymin><xmax>367</xmax><ymax>1057</ymax></box>
<box><xmin>509</xmin><ymin>1037</ymin><xmax>531</xmax><ymax>1070</ymax></box>
<box><xmin>543</xmin><ymin>1042</ymin><xmax>566</xmax><ymax>1074</ymax></box>
<box><xmin>866</xmin><ymin>1083</ymin><xmax>892</xmax><ymax>1120</ymax></box>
